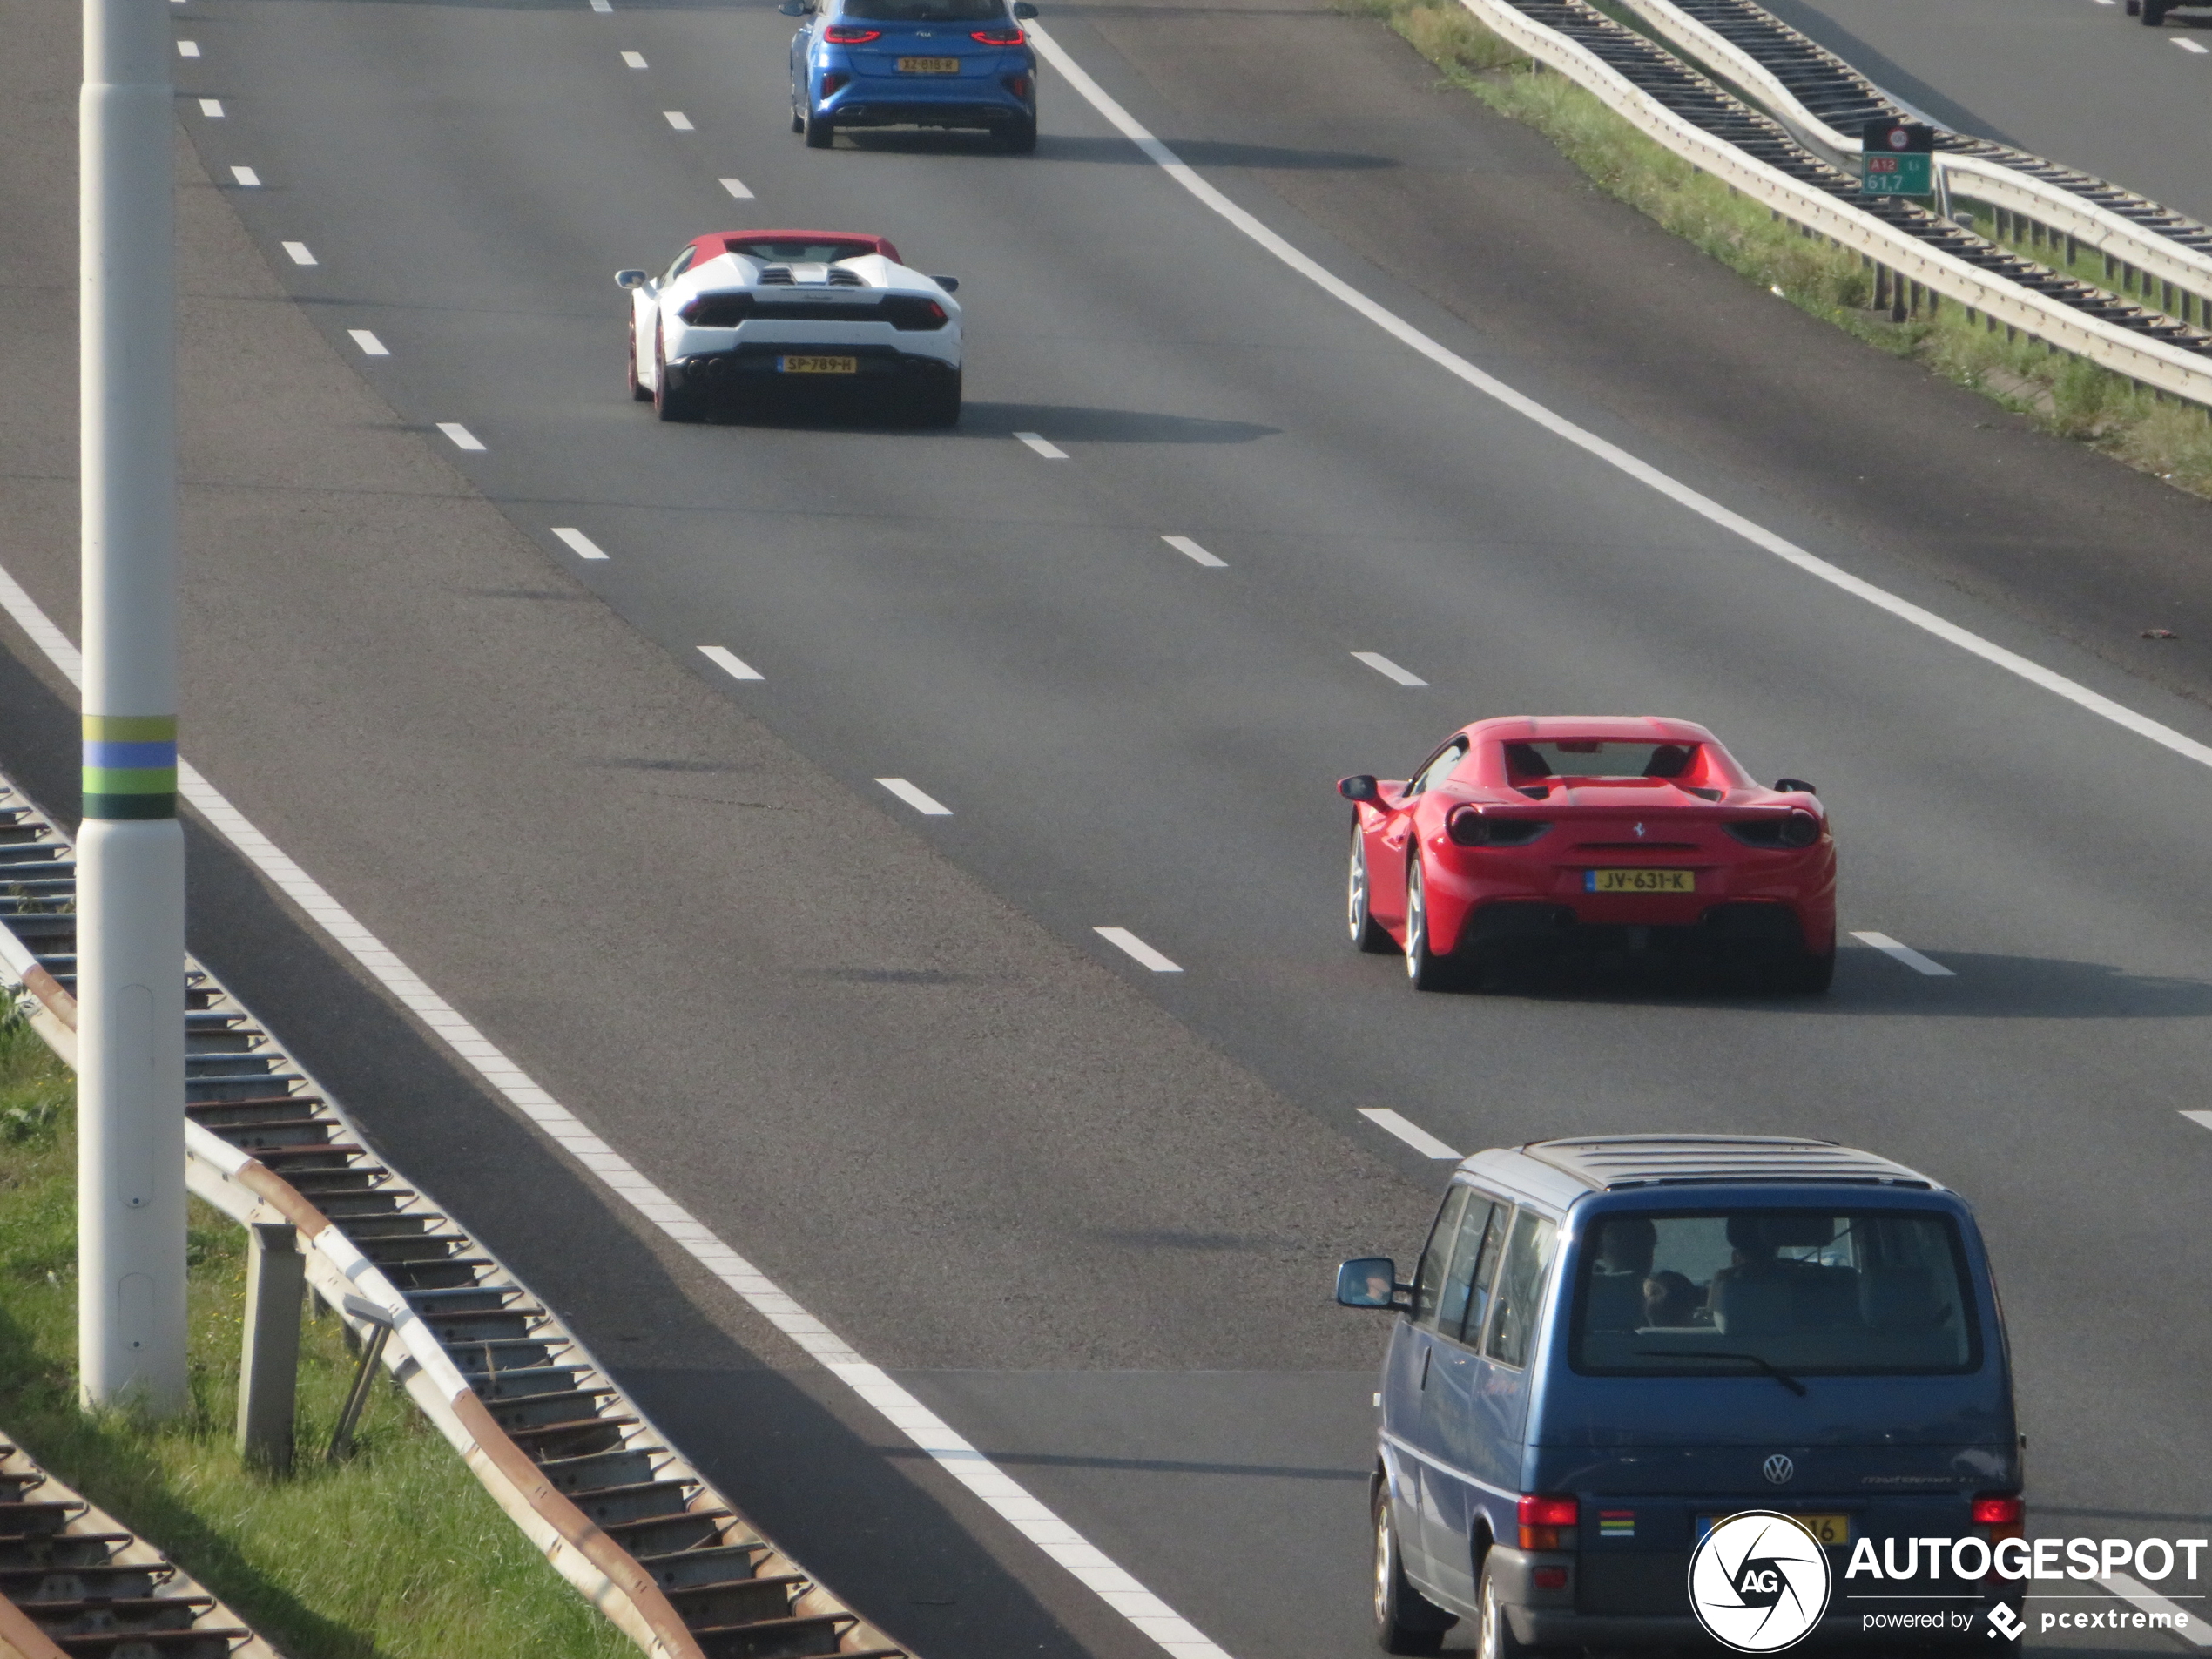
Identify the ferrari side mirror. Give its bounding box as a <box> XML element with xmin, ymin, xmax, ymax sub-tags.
<box><xmin>615</xmin><ymin>268</ymin><xmax>650</xmax><ymax>291</ymax></box>
<box><xmin>1774</xmin><ymin>777</ymin><xmax>1817</xmax><ymax>794</ymax></box>
<box><xmin>933</xmin><ymin>275</ymin><xmax>961</xmax><ymax>293</ymax></box>
<box><xmin>1338</xmin><ymin>774</ymin><xmax>1379</xmax><ymax>803</ymax></box>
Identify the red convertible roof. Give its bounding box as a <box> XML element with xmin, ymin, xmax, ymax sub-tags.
<box><xmin>690</xmin><ymin>229</ymin><xmax>905</xmax><ymax>265</ymax></box>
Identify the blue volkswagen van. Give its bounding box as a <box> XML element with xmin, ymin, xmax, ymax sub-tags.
<box><xmin>1336</xmin><ymin>1136</ymin><xmax>2021</xmax><ymax>1656</ymax></box>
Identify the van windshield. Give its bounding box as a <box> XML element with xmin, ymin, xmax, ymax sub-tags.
<box><xmin>1570</xmin><ymin>1210</ymin><xmax>1979</xmax><ymax>1376</ymax></box>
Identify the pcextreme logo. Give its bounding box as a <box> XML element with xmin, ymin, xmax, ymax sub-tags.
<box><xmin>1689</xmin><ymin>1513</ymin><xmax>1833</xmax><ymax>1653</ymax></box>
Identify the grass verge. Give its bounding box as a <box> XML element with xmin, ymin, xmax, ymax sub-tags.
<box><xmin>0</xmin><ymin>1011</ymin><xmax>634</xmax><ymax>1659</ymax></box>
<box><xmin>1341</xmin><ymin>0</ymin><xmax>2212</xmax><ymax>497</ymax></box>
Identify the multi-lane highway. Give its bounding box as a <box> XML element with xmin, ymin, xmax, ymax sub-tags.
<box><xmin>1779</xmin><ymin>0</ymin><xmax>2212</xmax><ymax>226</ymax></box>
<box><xmin>4</xmin><ymin>0</ymin><xmax>2212</xmax><ymax>1655</ymax></box>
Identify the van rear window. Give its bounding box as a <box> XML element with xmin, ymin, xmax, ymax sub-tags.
<box><xmin>1570</xmin><ymin>1210</ymin><xmax>1979</xmax><ymax>1377</ymax></box>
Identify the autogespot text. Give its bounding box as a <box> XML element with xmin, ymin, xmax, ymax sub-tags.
<box><xmin>1848</xmin><ymin>1536</ymin><xmax>2202</xmax><ymax>1638</ymax></box>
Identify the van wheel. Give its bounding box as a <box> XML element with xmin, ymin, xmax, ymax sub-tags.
<box><xmin>1373</xmin><ymin>1486</ymin><xmax>1451</xmax><ymax>1654</ymax></box>
<box><xmin>1478</xmin><ymin>1558</ymin><xmax>1532</xmax><ymax>1659</ymax></box>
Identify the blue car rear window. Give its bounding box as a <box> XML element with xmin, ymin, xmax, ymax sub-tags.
<box><xmin>1570</xmin><ymin>1209</ymin><xmax>1980</xmax><ymax>1376</ymax></box>
<box><xmin>841</xmin><ymin>0</ymin><xmax>1008</xmax><ymax>18</ymax></box>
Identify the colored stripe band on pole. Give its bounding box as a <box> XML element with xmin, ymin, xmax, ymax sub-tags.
<box><xmin>83</xmin><ymin>715</ymin><xmax>177</xmax><ymax>819</ymax></box>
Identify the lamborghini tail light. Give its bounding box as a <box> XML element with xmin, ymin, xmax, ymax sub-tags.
<box><xmin>881</xmin><ymin>295</ymin><xmax>949</xmax><ymax>330</ymax></box>
<box><xmin>823</xmin><ymin>24</ymin><xmax>880</xmax><ymax>41</ymax></box>
<box><xmin>678</xmin><ymin>293</ymin><xmax>756</xmax><ymax>327</ymax></box>
<box><xmin>1518</xmin><ymin>1494</ymin><xmax>1577</xmax><ymax>1551</ymax></box>
<box><xmin>1446</xmin><ymin>806</ymin><xmax>1551</xmax><ymax>848</ymax></box>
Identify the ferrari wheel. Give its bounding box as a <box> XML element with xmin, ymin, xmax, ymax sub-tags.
<box><xmin>1373</xmin><ymin>1484</ymin><xmax>1449</xmax><ymax>1655</ymax></box>
<box><xmin>1348</xmin><ymin>829</ymin><xmax>1393</xmax><ymax>954</ymax></box>
<box><xmin>2142</xmin><ymin>0</ymin><xmax>2168</xmax><ymax>20</ymax></box>
<box><xmin>626</xmin><ymin>325</ymin><xmax>651</xmax><ymax>402</ymax></box>
<box><xmin>1403</xmin><ymin>859</ymin><xmax>1457</xmax><ymax>992</ymax></box>
<box><xmin>1779</xmin><ymin>944</ymin><xmax>1836</xmax><ymax>994</ymax></box>
<box><xmin>804</xmin><ymin>104</ymin><xmax>836</xmax><ymax>148</ymax></box>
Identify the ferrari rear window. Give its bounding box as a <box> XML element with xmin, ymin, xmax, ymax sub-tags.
<box><xmin>731</xmin><ymin>240</ymin><xmax>876</xmax><ymax>264</ymax></box>
<box><xmin>1506</xmin><ymin>740</ymin><xmax>1699</xmax><ymax>781</ymax></box>
<box><xmin>840</xmin><ymin>0</ymin><xmax>1008</xmax><ymax>17</ymax></box>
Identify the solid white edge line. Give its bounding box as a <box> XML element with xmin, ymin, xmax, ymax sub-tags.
<box><xmin>1358</xmin><ymin>1108</ymin><xmax>1462</xmax><ymax>1161</ymax></box>
<box><xmin>719</xmin><ymin>177</ymin><xmax>755</xmax><ymax>199</ymax></box>
<box><xmin>697</xmin><ymin>644</ymin><xmax>764</xmax><ymax>681</ymax></box>
<box><xmin>875</xmin><ymin>777</ymin><xmax>953</xmax><ymax>816</ymax></box>
<box><xmin>1014</xmin><ymin>430</ymin><xmax>1068</xmax><ymax>458</ymax></box>
<box><xmin>347</xmin><ymin>328</ymin><xmax>388</xmax><ymax>356</ymax></box>
<box><xmin>1162</xmin><ymin>535</ymin><xmax>1226</xmax><ymax>568</ymax></box>
<box><xmin>550</xmin><ymin>527</ymin><xmax>610</xmax><ymax>562</ymax></box>
<box><xmin>229</xmin><ymin>165</ymin><xmax>260</xmax><ymax>186</ymax></box>
<box><xmin>198</xmin><ymin>98</ymin><xmax>223</xmax><ymax>117</ymax></box>
<box><xmin>282</xmin><ymin>241</ymin><xmax>316</xmax><ymax>266</ymax></box>
<box><xmin>1021</xmin><ymin>21</ymin><xmax>2212</xmax><ymax>780</ymax></box>
<box><xmin>1092</xmin><ymin>927</ymin><xmax>1183</xmax><ymax>973</ymax></box>
<box><xmin>1849</xmin><ymin>931</ymin><xmax>1956</xmax><ymax>977</ymax></box>
<box><xmin>663</xmin><ymin>110</ymin><xmax>693</xmax><ymax>130</ymax></box>
<box><xmin>1351</xmin><ymin>651</ymin><xmax>1427</xmax><ymax>687</ymax></box>
<box><xmin>2101</xmin><ymin>1573</ymin><xmax>2210</xmax><ymax>1646</ymax></box>
<box><xmin>435</xmin><ymin>421</ymin><xmax>484</xmax><ymax>452</ymax></box>
<box><xmin>0</xmin><ymin>559</ymin><xmax>1236</xmax><ymax>1659</ymax></box>
<box><xmin>2182</xmin><ymin>1110</ymin><xmax>2212</xmax><ymax>1131</ymax></box>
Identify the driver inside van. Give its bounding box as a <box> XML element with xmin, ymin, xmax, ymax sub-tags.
<box><xmin>1584</xmin><ymin>1217</ymin><xmax>1657</xmax><ymax>1331</ymax></box>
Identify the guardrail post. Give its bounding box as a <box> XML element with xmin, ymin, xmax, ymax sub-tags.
<box><xmin>327</xmin><ymin>1294</ymin><xmax>393</xmax><ymax>1463</ymax></box>
<box><xmin>235</xmin><ymin>1222</ymin><xmax>302</xmax><ymax>1470</ymax></box>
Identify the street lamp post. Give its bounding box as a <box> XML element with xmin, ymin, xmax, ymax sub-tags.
<box><xmin>78</xmin><ymin>0</ymin><xmax>186</xmax><ymax>1414</ymax></box>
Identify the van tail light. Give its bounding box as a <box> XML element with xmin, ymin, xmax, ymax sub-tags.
<box><xmin>1972</xmin><ymin>1495</ymin><xmax>2023</xmax><ymax>1527</ymax></box>
<box><xmin>1532</xmin><ymin>1566</ymin><xmax>1569</xmax><ymax>1591</ymax></box>
<box><xmin>1518</xmin><ymin>1494</ymin><xmax>1577</xmax><ymax>1551</ymax></box>
<box><xmin>823</xmin><ymin>24</ymin><xmax>880</xmax><ymax>41</ymax></box>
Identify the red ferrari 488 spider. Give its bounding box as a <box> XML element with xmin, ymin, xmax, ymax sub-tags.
<box><xmin>1339</xmin><ymin>717</ymin><xmax>1836</xmax><ymax>992</ymax></box>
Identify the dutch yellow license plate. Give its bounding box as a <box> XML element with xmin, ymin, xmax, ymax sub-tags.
<box><xmin>1586</xmin><ymin>868</ymin><xmax>1696</xmax><ymax>894</ymax></box>
<box><xmin>898</xmin><ymin>56</ymin><xmax>961</xmax><ymax>72</ymax></box>
<box><xmin>1699</xmin><ymin>1513</ymin><xmax>1851</xmax><ymax>1546</ymax></box>
<box><xmin>778</xmin><ymin>354</ymin><xmax>858</xmax><ymax>374</ymax></box>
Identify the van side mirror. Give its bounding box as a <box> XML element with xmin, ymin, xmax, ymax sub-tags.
<box><xmin>933</xmin><ymin>275</ymin><xmax>961</xmax><ymax>293</ymax></box>
<box><xmin>1336</xmin><ymin>1258</ymin><xmax>1404</xmax><ymax>1309</ymax></box>
<box><xmin>1013</xmin><ymin>2</ymin><xmax>1039</xmax><ymax>16</ymax></box>
<box><xmin>1338</xmin><ymin>774</ymin><xmax>1379</xmax><ymax>803</ymax></box>
<box><xmin>615</xmin><ymin>269</ymin><xmax>650</xmax><ymax>291</ymax></box>
<box><xmin>1774</xmin><ymin>778</ymin><xmax>1817</xmax><ymax>795</ymax></box>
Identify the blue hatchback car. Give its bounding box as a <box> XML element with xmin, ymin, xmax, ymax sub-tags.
<box><xmin>783</xmin><ymin>0</ymin><xmax>1040</xmax><ymax>153</ymax></box>
<box><xmin>1337</xmin><ymin>1136</ymin><xmax>2022</xmax><ymax>1656</ymax></box>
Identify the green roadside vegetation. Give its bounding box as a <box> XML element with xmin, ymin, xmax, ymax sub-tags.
<box><xmin>1342</xmin><ymin>0</ymin><xmax>2212</xmax><ymax>498</ymax></box>
<box><xmin>0</xmin><ymin>1012</ymin><xmax>633</xmax><ymax>1659</ymax></box>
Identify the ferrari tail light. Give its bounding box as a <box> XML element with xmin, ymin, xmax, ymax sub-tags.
<box><xmin>823</xmin><ymin>24</ymin><xmax>880</xmax><ymax>41</ymax></box>
<box><xmin>972</xmin><ymin>25</ymin><xmax>1025</xmax><ymax>43</ymax></box>
<box><xmin>1446</xmin><ymin>806</ymin><xmax>1551</xmax><ymax>848</ymax></box>
<box><xmin>1723</xmin><ymin>810</ymin><xmax>1820</xmax><ymax>849</ymax></box>
<box><xmin>678</xmin><ymin>292</ymin><xmax>756</xmax><ymax>327</ymax></box>
<box><xmin>1972</xmin><ymin>1494</ymin><xmax>2024</xmax><ymax>1527</ymax></box>
<box><xmin>1518</xmin><ymin>1494</ymin><xmax>1577</xmax><ymax>1551</ymax></box>
<box><xmin>881</xmin><ymin>295</ymin><xmax>949</xmax><ymax>330</ymax></box>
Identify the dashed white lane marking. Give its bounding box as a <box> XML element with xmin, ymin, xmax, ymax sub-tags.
<box><xmin>719</xmin><ymin>177</ymin><xmax>755</xmax><ymax>199</ymax></box>
<box><xmin>1352</xmin><ymin>651</ymin><xmax>1426</xmax><ymax>687</ymax></box>
<box><xmin>550</xmin><ymin>527</ymin><xmax>610</xmax><ymax>562</ymax></box>
<box><xmin>176</xmin><ymin>38</ymin><xmax>199</xmax><ymax>57</ymax></box>
<box><xmin>0</xmin><ymin>550</ymin><xmax>1236</xmax><ymax>1659</ymax></box>
<box><xmin>590</xmin><ymin>0</ymin><xmax>613</xmax><ymax>10</ymax></box>
<box><xmin>347</xmin><ymin>328</ymin><xmax>388</xmax><ymax>356</ymax></box>
<box><xmin>1093</xmin><ymin>927</ymin><xmax>1183</xmax><ymax>973</ymax></box>
<box><xmin>1359</xmin><ymin>1108</ymin><xmax>1462</xmax><ymax>1161</ymax></box>
<box><xmin>2176</xmin><ymin>37</ymin><xmax>2210</xmax><ymax>52</ymax></box>
<box><xmin>2101</xmin><ymin>1574</ymin><xmax>2212</xmax><ymax>1646</ymax></box>
<box><xmin>664</xmin><ymin>110</ymin><xmax>693</xmax><ymax>130</ymax></box>
<box><xmin>435</xmin><ymin>422</ymin><xmax>484</xmax><ymax>452</ymax></box>
<box><xmin>229</xmin><ymin>165</ymin><xmax>260</xmax><ymax>187</ymax></box>
<box><xmin>698</xmin><ymin>644</ymin><xmax>765</xmax><ymax>681</ymax></box>
<box><xmin>198</xmin><ymin>98</ymin><xmax>223</xmax><ymax>118</ymax></box>
<box><xmin>1162</xmin><ymin>535</ymin><xmax>1225</xmax><ymax>568</ymax></box>
<box><xmin>1014</xmin><ymin>431</ymin><xmax>1068</xmax><ymax>458</ymax></box>
<box><xmin>622</xmin><ymin>49</ymin><xmax>647</xmax><ymax>66</ymax></box>
<box><xmin>1851</xmin><ymin>931</ymin><xmax>1955</xmax><ymax>977</ymax></box>
<box><xmin>282</xmin><ymin>241</ymin><xmax>316</xmax><ymax>266</ymax></box>
<box><xmin>876</xmin><ymin>778</ymin><xmax>953</xmax><ymax>816</ymax></box>
<box><xmin>2182</xmin><ymin>1110</ymin><xmax>2212</xmax><ymax>1132</ymax></box>
<box><xmin>1026</xmin><ymin>21</ymin><xmax>2212</xmax><ymax>783</ymax></box>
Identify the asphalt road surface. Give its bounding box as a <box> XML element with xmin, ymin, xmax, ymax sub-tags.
<box><xmin>3</xmin><ymin>0</ymin><xmax>2212</xmax><ymax>1656</ymax></box>
<box><xmin>1777</xmin><ymin>0</ymin><xmax>2212</xmax><ymax>226</ymax></box>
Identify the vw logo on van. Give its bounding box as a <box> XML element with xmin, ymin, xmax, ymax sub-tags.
<box><xmin>1687</xmin><ymin>1511</ymin><xmax>1831</xmax><ymax>1652</ymax></box>
<box><xmin>1762</xmin><ymin>1453</ymin><xmax>1796</xmax><ymax>1486</ymax></box>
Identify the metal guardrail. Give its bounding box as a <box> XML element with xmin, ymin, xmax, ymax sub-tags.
<box><xmin>0</xmin><ymin>772</ymin><xmax>913</xmax><ymax>1659</ymax></box>
<box><xmin>1612</xmin><ymin>0</ymin><xmax>2212</xmax><ymax>320</ymax></box>
<box><xmin>1458</xmin><ymin>0</ymin><xmax>2212</xmax><ymax>408</ymax></box>
<box><xmin>0</xmin><ymin>1438</ymin><xmax>283</xmax><ymax>1659</ymax></box>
